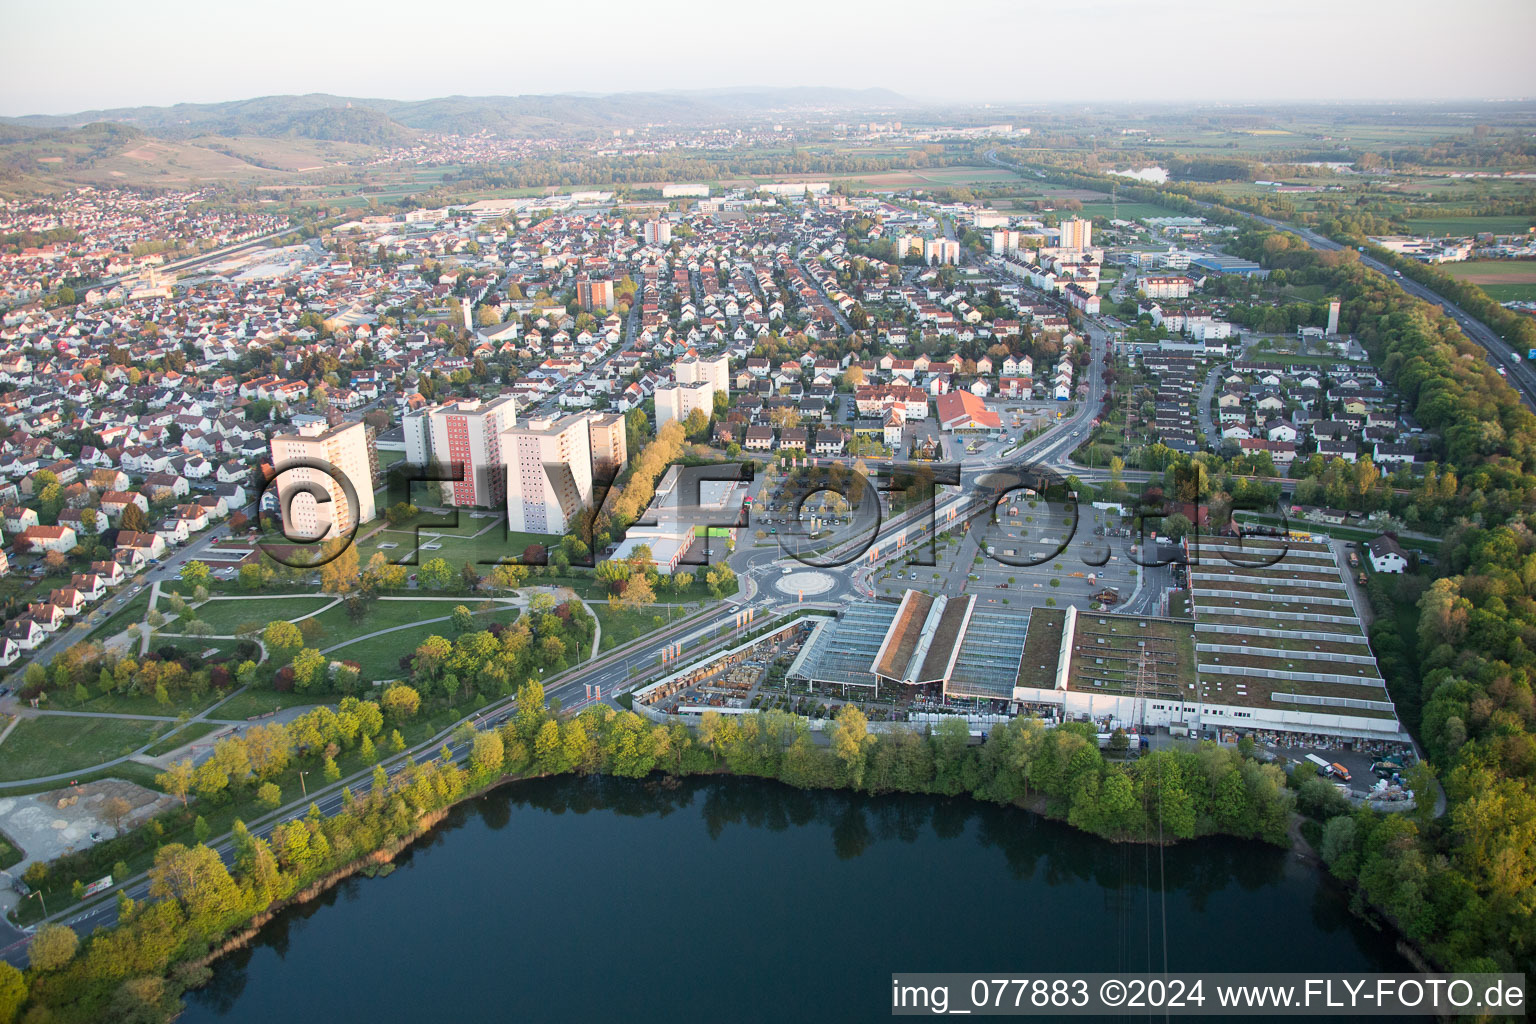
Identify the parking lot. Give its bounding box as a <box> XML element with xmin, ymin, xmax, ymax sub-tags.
<box><xmin>870</xmin><ymin>497</ymin><xmax>1143</xmax><ymax>615</ymax></box>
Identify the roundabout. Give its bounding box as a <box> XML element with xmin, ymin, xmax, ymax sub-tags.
<box><xmin>775</xmin><ymin>570</ymin><xmax>836</xmax><ymax>597</ymax></box>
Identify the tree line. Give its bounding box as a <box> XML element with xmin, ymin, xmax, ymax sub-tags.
<box><xmin>0</xmin><ymin>687</ymin><xmax>1296</xmax><ymax>1023</ymax></box>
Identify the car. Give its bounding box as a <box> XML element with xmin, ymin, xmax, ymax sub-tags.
<box><xmin>89</xmin><ymin>831</ymin><xmax>103</xmax><ymax>843</ymax></box>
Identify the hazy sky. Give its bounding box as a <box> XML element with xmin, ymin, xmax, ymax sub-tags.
<box><xmin>4</xmin><ymin>0</ymin><xmax>1535</xmax><ymax>116</ymax></box>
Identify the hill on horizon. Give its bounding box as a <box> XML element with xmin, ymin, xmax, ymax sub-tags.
<box><xmin>0</xmin><ymin>87</ymin><xmax>911</xmax><ymax>141</ymax></box>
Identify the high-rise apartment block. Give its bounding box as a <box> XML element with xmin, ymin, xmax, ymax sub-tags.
<box><xmin>503</xmin><ymin>413</ymin><xmax>597</xmax><ymax>534</ymax></box>
<box><xmin>643</xmin><ymin>219</ymin><xmax>672</xmax><ymax>245</ymax></box>
<box><xmin>586</xmin><ymin>413</ymin><xmax>628</xmax><ymax>478</ymax></box>
<box><xmin>402</xmin><ymin>395</ymin><xmax>519</xmax><ymax>508</ymax></box>
<box><xmin>655</xmin><ymin>354</ymin><xmax>729</xmax><ymax>428</ymax></box>
<box><xmin>1057</xmin><ymin>217</ymin><xmax>1092</xmax><ymax>251</ymax></box>
<box><xmin>575</xmin><ymin>276</ymin><xmax>614</xmax><ymax>311</ymax></box>
<box><xmin>923</xmin><ymin>238</ymin><xmax>960</xmax><ymax>265</ymax></box>
<box><xmin>270</xmin><ymin>420</ymin><xmax>377</xmax><ymax>540</ymax></box>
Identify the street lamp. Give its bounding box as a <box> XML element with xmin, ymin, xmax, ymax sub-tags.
<box><xmin>298</xmin><ymin>770</ymin><xmax>309</xmax><ymax>798</ymax></box>
<box><xmin>28</xmin><ymin>888</ymin><xmax>46</xmax><ymax>919</ymax></box>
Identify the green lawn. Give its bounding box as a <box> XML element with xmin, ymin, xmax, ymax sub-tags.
<box><xmin>593</xmin><ymin>602</ymin><xmax>692</xmax><ymax>651</ymax></box>
<box><xmin>307</xmin><ymin>597</ymin><xmax>498</xmax><ymax>638</ymax></box>
<box><xmin>191</xmin><ymin>596</ymin><xmax>333</xmax><ymax>633</ymax></box>
<box><xmin>324</xmin><ymin>605</ymin><xmax>523</xmax><ymax>680</ymax></box>
<box><xmin>1439</xmin><ymin>260</ymin><xmax>1536</xmax><ymax>303</ymax></box>
<box><xmin>51</xmin><ymin>687</ymin><xmax>223</xmax><ymax>718</ymax></box>
<box><xmin>357</xmin><ymin>520</ymin><xmax>560</xmax><ymax>567</ymax></box>
<box><xmin>212</xmin><ymin>689</ymin><xmax>331</xmax><ymax>721</ymax></box>
<box><xmin>0</xmin><ymin>716</ymin><xmax>166</xmax><ymax>782</ymax></box>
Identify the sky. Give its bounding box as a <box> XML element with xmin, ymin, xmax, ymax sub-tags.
<box><xmin>4</xmin><ymin>0</ymin><xmax>1535</xmax><ymax>117</ymax></box>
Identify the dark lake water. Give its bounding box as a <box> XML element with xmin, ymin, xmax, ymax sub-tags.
<box><xmin>181</xmin><ymin>776</ymin><xmax>1406</xmax><ymax>1023</ymax></box>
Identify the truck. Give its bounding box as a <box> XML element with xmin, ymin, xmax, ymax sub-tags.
<box><xmin>1305</xmin><ymin>753</ymin><xmax>1333</xmax><ymax>774</ymax></box>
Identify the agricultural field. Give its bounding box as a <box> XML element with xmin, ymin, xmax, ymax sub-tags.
<box><xmin>1441</xmin><ymin>259</ymin><xmax>1536</xmax><ymax>302</ymax></box>
<box><xmin>1404</xmin><ymin>215</ymin><xmax>1536</xmax><ymax>237</ymax></box>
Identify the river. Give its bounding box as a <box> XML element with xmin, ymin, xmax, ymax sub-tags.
<box><xmin>181</xmin><ymin>777</ymin><xmax>1406</xmax><ymax>1022</ymax></box>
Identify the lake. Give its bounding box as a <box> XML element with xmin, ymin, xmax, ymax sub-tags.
<box><xmin>182</xmin><ymin>776</ymin><xmax>1406</xmax><ymax>1022</ymax></box>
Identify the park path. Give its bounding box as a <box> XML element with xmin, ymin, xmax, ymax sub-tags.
<box><xmin>0</xmin><ymin>684</ymin><xmax>257</xmax><ymax>790</ymax></box>
<box><xmin>318</xmin><ymin>596</ymin><xmax>527</xmax><ymax>657</ymax></box>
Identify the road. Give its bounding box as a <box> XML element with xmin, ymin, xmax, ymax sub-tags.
<box><xmin>22</xmin><ymin>502</ymin><xmax>259</xmax><ymax>667</ymax></box>
<box><xmin>981</xmin><ymin>149</ymin><xmax>1536</xmax><ymax>412</ymax></box>
<box><xmin>1217</xmin><ymin>212</ymin><xmax>1536</xmax><ymax>411</ymax></box>
<box><xmin>0</xmin><ymin>200</ymin><xmax>1124</xmax><ymax>963</ymax></box>
<box><xmin>0</xmin><ymin>578</ymin><xmax>768</xmax><ymax>965</ymax></box>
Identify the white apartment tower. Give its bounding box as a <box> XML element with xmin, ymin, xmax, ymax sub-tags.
<box><xmin>655</xmin><ymin>354</ymin><xmax>729</xmax><ymax>428</ymax></box>
<box><xmin>502</xmin><ymin>413</ymin><xmax>596</xmax><ymax>534</ymax></box>
<box><xmin>923</xmin><ymin>238</ymin><xmax>960</xmax><ymax>265</ymax></box>
<box><xmin>1057</xmin><ymin>217</ymin><xmax>1092</xmax><ymax>251</ymax></box>
<box><xmin>586</xmin><ymin>413</ymin><xmax>628</xmax><ymax>478</ymax></box>
<box><xmin>402</xmin><ymin>395</ymin><xmax>519</xmax><ymax>508</ymax></box>
<box><xmin>1326</xmin><ymin>299</ymin><xmax>1341</xmax><ymax>336</ymax></box>
<box><xmin>643</xmin><ymin>219</ymin><xmax>672</xmax><ymax>246</ymax></box>
<box><xmin>270</xmin><ymin>420</ymin><xmax>377</xmax><ymax>541</ymax></box>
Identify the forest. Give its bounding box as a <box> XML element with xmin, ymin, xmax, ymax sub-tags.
<box><xmin>1218</xmin><ymin>225</ymin><xmax>1536</xmax><ymax>976</ymax></box>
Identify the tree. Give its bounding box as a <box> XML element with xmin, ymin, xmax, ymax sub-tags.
<box><xmin>120</xmin><ymin>502</ymin><xmax>150</xmax><ymax>534</ymax></box>
<box><xmin>385</xmin><ymin>501</ymin><xmax>419</xmax><ymax>525</ymax></box>
<box><xmin>27</xmin><ymin>923</ymin><xmax>77</xmax><ymax>972</ymax></box>
<box><xmin>103</xmin><ymin>795</ymin><xmax>132</xmax><ymax>835</ymax></box>
<box><xmin>705</xmin><ymin>563</ymin><xmax>736</xmax><ymax>599</ymax></box>
<box><xmin>148</xmin><ymin>843</ymin><xmax>244</xmax><ymax>934</ymax></box>
<box><xmin>193</xmin><ymin>760</ymin><xmax>229</xmax><ymax>800</ymax></box>
<box><xmin>318</xmin><ymin>538</ymin><xmax>360</xmax><ymax>593</ymax></box>
<box><xmin>180</xmin><ymin>560</ymin><xmax>210</xmax><ymax>589</ymax></box>
<box><xmin>594</xmin><ymin>559</ymin><xmax>631</xmax><ymax>591</ymax></box>
<box><xmin>471</xmin><ymin>729</ymin><xmax>505</xmax><ymax>778</ymax></box>
<box><xmin>239</xmin><ymin>562</ymin><xmax>268</xmax><ymax>590</ymax></box>
<box><xmin>156</xmin><ymin>758</ymin><xmax>195</xmax><ymax>807</ymax></box>
<box><xmin>450</xmin><ymin>605</ymin><xmax>476</xmax><ymax>633</ymax></box>
<box><xmin>263</xmin><ymin>620</ymin><xmax>303</xmax><ymax>661</ymax></box>
<box><xmin>419</xmin><ymin>557</ymin><xmax>454</xmax><ymax>590</ymax></box>
<box><xmin>830</xmin><ymin>704</ymin><xmax>877</xmax><ymax>787</ymax></box>
<box><xmin>43</xmin><ymin>549</ymin><xmax>67</xmax><ymax>572</ymax></box>
<box><xmin>0</xmin><ymin>961</ymin><xmax>25</xmax><ymax>1024</ymax></box>
<box><xmin>615</xmin><ymin>573</ymin><xmax>656</xmax><ymax>612</ymax></box>
<box><xmin>514</xmin><ymin>678</ymin><xmax>546</xmax><ymax>740</ymax></box>
<box><xmin>382</xmin><ymin>684</ymin><xmax>421</xmax><ymax>720</ymax></box>
<box><xmin>291</xmin><ymin>647</ymin><xmax>327</xmax><ymax>692</ymax></box>
<box><xmin>256</xmin><ymin>782</ymin><xmax>282</xmax><ymax>810</ymax></box>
